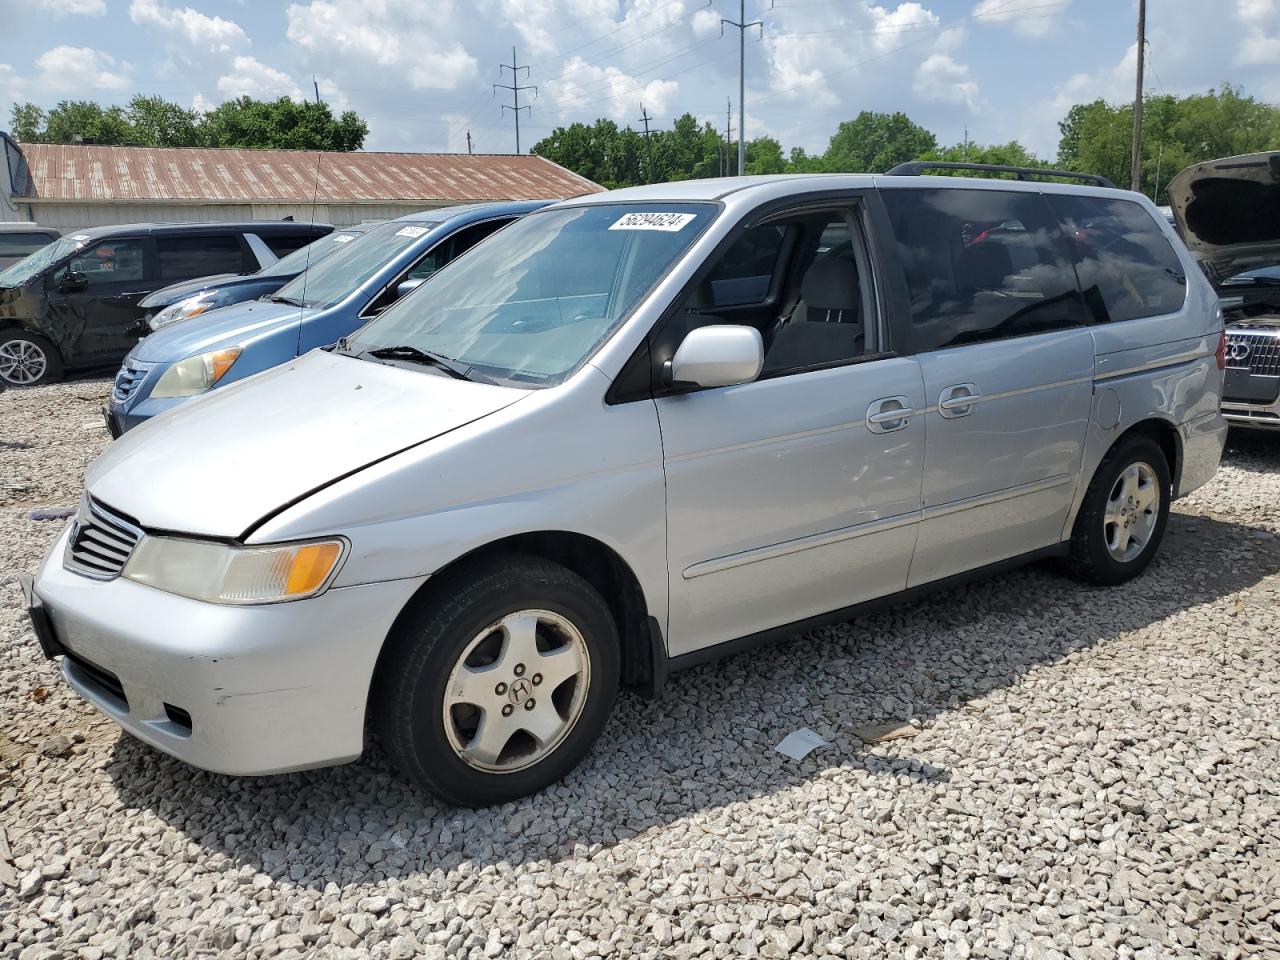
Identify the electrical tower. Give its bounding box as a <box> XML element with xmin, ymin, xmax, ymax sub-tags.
<box><xmin>494</xmin><ymin>47</ymin><xmax>536</xmax><ymax>155</ymax></box>
<box><xmin>638</xmin><ymin>105</ymin><xmax>653</xmax><ymax>183</ymax></box>
<box><xmin>721</xmin><ymin>1</ymin><xmax>769</xmax><ymax>176</ymax></box>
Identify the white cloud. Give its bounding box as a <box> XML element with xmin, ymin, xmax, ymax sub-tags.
<box><xmin>129</xmin><ymin>0</ymin><xmax>250</xmax><ymax>54</ymax></box>
<box><xmin>914</xmin><ymin>54</ymin><xmax>980</xmax><ymax>111</ymax></box>
<box><xmin>32</xmin><ymin>46</ymin><xmax>130</xmax><ymax>92</ymax></box>
<box><xmin>1236</xmin><ymin>0</ymin><xmax>1280</xmax><ymax>63</ymax></box>
<box><xmin>543</xmin><ymin>56</ymin><xmax>680</xmax><ymax>123</ymax></box>
<box><xmin>216</xmin><ymin>56</ymin><xmax>304</xmax><ymax>100</ymax></box>
<box><xmin>34</xmin><ymin>0</ymin><xmax>107</xmax><ymax>15</ymax></box>
<box><xmin>973</xmin><ymin>0</ymin><xmax>1071</xmax><ymax>37</ymax></box>
<box><xmin>286</xmin><ymin>0</ymin><xmax>477</xmax><ymax>91</ymax></box>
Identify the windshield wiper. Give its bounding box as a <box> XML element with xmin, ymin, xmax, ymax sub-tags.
<box><xmin>268</xmin><ymin>295</ymin><xmax>307</xmax><ymax>306</ymax></box>
<box><xmin>1222</xmin><ymin>276</ymin><xmax>1280</xmax><ymax>287</ymax></box>
<box><xmin>363</xmin><ymin>345</ymin><xmax>473</xmax><ymax>381</ymax></box>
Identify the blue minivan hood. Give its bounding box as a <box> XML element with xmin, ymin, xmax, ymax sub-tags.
<box><xmin>133</xmin><ymin>298</ymin><xmax>308</xmax><ymax>361</ymax></box>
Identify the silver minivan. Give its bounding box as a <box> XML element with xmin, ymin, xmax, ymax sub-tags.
<box><xmin>26</xmin><ymin>171</ymin><xmax>1227</xmax><ymax>806</ymax></box>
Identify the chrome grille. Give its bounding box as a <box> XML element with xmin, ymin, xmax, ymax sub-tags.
<box><xmin>63</xmin><ymin>498</ymin><xmax>143</xmax><ymax>581</ymax></box>
<box><xmin>1225</xmin><ymin>331</ymin><xmax>1280</xmax><ymax>376</ymax></box>
<box><xmin>111</xmin><ymin>363</ymin><xmax>147</xmax><ymax>405</ymax></box>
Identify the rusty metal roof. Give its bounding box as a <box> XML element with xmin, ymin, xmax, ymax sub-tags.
<box><xmin>15</xmin><ymin>143</ymin><xmax>601</xmax><ymax>204</ymax></box>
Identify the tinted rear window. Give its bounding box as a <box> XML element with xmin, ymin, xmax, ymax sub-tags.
<box><xmin>1049</xmin><ymin>194</ymin><xmax>1187</xmax><ymax>323</ymax></box>
<box><xmin>0</xmin><ymin>233</ymin><xmax>57</xmax><ymax>256</ymax></box>
<box><xmin>263</xmin><ymin>233</ymin><xmax>320</xmax><ymax>258</ymax></box>
<box><xmin>157</xmin><ymin>235</ymin><xmax>244</xmax><ymax>280</ymax></box>
<box><xmin>881</xmin><ymin>188</ymin><xmax>1088</xmax><ymax>352</ymax></box>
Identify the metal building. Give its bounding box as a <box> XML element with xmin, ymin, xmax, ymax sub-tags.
<box><xmin>0</xmin><ymin>134</ymin><xmax>600</xmax><ymax>232</ymax></box>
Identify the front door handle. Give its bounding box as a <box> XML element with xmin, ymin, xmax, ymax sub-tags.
<box><xmin>866</xmin><ymin>396</ymin><xmax>914</xmax><ymax>433</ymax></box>
<box><xmin>938</xmin><ymin>383</ymin><xmax>981</xmax><ymax>418</ymax></box>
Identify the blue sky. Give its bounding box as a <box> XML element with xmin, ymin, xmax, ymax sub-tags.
<box><xmin>2</xmin><ymin>0</ymin><xmax>1278</xmax><ymax>159</ymax></box>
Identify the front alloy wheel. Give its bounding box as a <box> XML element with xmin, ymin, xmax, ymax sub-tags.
<box><xmin>0</xmin><ymin>336</ymin><xmax>52</xmax><ymax>386</ymax></box>
<box><xmin>373</xmin><ymin>555</ymin><xmax>620</xmax><ymax>807</ymax></box>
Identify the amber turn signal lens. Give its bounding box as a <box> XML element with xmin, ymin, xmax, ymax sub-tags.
<box><xmin>285</xmin><ymin>542</ymin><xmax>343</xmax><ymax>596</ymax></box>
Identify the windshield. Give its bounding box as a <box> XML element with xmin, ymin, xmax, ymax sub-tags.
<box><xmin>258</xmin><ymin>228</ymin><xmax>367</xmax><ymax>279</ymax></box>
<box><xmin>0</xmin><ymin>236</ymin><xmax>85</xmax><ymax>287</ymax></box>
<box><xmin>346</xmin><ymin>202</ymin><xmax>715</xmax><ymax>387</ymax></box>
<box><xmin>271</xmin><ymin>219</ymin><xmax>438</xmax><ymax>308</ymax></box>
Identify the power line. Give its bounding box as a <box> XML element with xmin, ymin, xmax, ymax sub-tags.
<box><xmin>494</xmin><ymin>46</ymin><xmax>537</xmax><ymax>154</ymax></box>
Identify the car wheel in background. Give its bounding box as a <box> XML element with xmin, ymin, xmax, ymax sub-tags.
<box><xmin>1064</xmin><ymin>433</ymin><xmax>1171</xmax><ymax>586</ymax></box>
<box><xmin>0</xmin><ymin>332</ymin><xmax>63</xmax><ymax>387</ymax></box>
<box><xmin>373</xmin><ymin>554</ymin><xmax>620</xmax><ymax>807</ymax></box>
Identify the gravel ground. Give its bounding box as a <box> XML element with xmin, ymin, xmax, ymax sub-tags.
<box><xmin>2</xmin><ymin>379</ymin><xmax>1278</xmax><ymax>960</ymax></box>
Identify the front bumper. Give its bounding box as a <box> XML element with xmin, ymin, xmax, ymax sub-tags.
<box><xmin>31</xmin><ymin>525</ymin><xmax>427</xmax><ymax>775</ymax></box>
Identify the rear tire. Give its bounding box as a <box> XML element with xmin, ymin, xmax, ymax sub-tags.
<box><xmin>1063</xmin><ymin>434</ymin><xmax>1171</xmax><ymax>586</ymax></box>
<box><xmin>0</xmin><ymin>331</ymin><xmax>62</xmax><ymax>387</ymax></box>
<box><xmin>372</xmin><ymin>554</ymin><xmax>620</xmax><ymax>807</ymax></box>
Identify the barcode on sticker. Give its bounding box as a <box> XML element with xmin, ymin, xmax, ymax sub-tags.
<box><xmin>609</xmin><ymin>212</ymin><xmax>696</xmax><ymax>232</ymax></box>
<box><xmin>395</xmin><ymin>226</ymin><xmax>429</xmax><ymax>238</ymax></box>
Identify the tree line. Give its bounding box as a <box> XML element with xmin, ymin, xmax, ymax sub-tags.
<box><xmin>9</xmin><ymin>94</ymin><xmax>368</xmax><ymax>152</ymax></box>
<box><xmin>533</xmin><ymin>84</ymin><xmax>1280</xmax><ymax>204</ymax></box>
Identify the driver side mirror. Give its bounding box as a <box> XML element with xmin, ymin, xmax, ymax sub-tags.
<box><xmin>395</xmin><ymin>277</ymin><xmax>427</xmax><ymax>299</ymax></box>
<box><xmin>666</xmin><ymin>325</ymin><xmax>764</xmax><ymax>389</ymax></box>
<box><xmin>59</xmin><ymin>271</ymin><xmax>89</xmax><ymax>294</ymax></box>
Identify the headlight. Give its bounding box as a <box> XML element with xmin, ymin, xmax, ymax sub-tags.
<box><xmin>122</xmin><ymin>536</ymin><xmax>346</xmax><ymax>604</ymax></box>
<box><xmin>150</xmin><ymin>294</ymin><xmax>222</xmax><ymax>331</ymax></box>
<box><xmin>150</xmin><ymin>347</ymin><xmax>242</xmax><ymax>398</ymax></box>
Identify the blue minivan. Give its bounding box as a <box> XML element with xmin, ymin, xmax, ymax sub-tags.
<box><xmin>106</xmin><ymin>201</ymin><xmax>549</xmax><ymax>435</ymax></box>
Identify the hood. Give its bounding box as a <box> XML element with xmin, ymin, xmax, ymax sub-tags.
<box><xmin>138</xmin><ymin>273</ymin><xmax>244</xmax><ymax>309</ymax></box>
<box><xmin>87</xmin><ymin>349</ymin><xmax>527</xmax><ymax>538</ymax></box>
<box><xmin>133</xmin><ymin>298</ymin><xmax>305</xmax><ymax>361</ymax></box>
<box><xmin>1168</xmin><ymin>151</ymin><xmax>1280</xmax><ymax>284</ymax></box>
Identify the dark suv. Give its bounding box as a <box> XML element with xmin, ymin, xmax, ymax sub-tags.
<box><xmin>0</xmin><ymin>220</ymin><xmax>330</xmax><ymax>386</ymax></box>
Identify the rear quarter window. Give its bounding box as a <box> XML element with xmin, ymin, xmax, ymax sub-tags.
<box><xmin>263</xmin><ymin>233</ymin><xmax>321</xmax><ymax>258</ymax></box>
<box><xmin>1048</xmin><ymin>194</ymin><xmax>1187</xmax><ymax>323</ymax></box>
<box><xmin>880</xmin><ymin>187</ymin><xmax>1089</xmax><ymax>352</ymax></box>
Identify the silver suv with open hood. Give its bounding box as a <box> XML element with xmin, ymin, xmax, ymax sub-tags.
<box><xmin>1169</xmin><ymin>151</ymin><xmax>1280</xmax><ymax>430</ymax></box>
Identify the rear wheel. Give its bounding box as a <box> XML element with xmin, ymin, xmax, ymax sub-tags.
<box><xmin>373</xmin><ymin>555</ymin><xmax>620</xmax><ymax>807</ymax></box>
<box><xmin>0</xmin><ymin>332</ymin><xmax>62</xmax><ymax>387</ymax></box>
<box><xmin>1064</xmin><ymin>434</ymin><xmax>1171</xmax><ymax>585</ymax></box>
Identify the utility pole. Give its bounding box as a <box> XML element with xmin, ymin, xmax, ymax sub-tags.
<box><xmin>723</xmin><ymin>98</ymin><xmax>734</xmax><ymax>177</ymax></box>
<box><xmin>1130</xmin><ymin>0</ymin><xmax>1146</xmax><ymax>193</ymax></box>
<box><xmin>313</xmin><ymin>76</ymin><xmax>321</xmax><ymax>104</ymax></box>
<box><xmin>466</xmin><ymin>131</ymin><xmax>473</xmax><ymax>155</ymax></box>
<box><xmin>494</xmin><ymin>47</ymin><xmax>536</xmax><ymax>155</ymax></box>
<box><xmin>638</xmin><ymin>105</ymin><xmax>653</xmax><ymax>182</ymax></box>
<box><xmin>720</xmin><ymin>1</ymin><xmax>767</xmax><ymax>175</ymax></box>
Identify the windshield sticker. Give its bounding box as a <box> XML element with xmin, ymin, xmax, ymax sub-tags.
<box><xmin>609</xmin><ymin>212</ymin><xmax>697</xmax><ymax>232</ymax></box>
<box><xmin>333</xmin><ymin>234</ymin><xmax>355</xmax><ymax>243</ymax></box>
<box><xmin>395</xmin><ymin>226</ymin><xmax>430</xmax><ymax>238</ymax></box>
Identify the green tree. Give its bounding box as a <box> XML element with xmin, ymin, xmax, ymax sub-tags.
<box><xmin>745</xmin><ymin>136</ymin><xmax>786</xmax><ymax>175</ymax></box>
<box><xmin>126</xmin><ymin>94</ymin><xmax>199</xmax><ymax>147</ymax></box>
<box><xmin>42</xmin><ymin>100</ymin><xmax>134</xmax><ymax>144</ymax></box>
<box><xmin>10</xmin><ymin>103</ymin><xmax>47</xmax><ymax>142</ymax></box>
<box><xmin>1057</xmin><ymin>84</ymin><xmax>1280</xmax><ymax>202</ymax></box>
<box><xmin>821</xmin><ymin>111</ymin><xmax>937</xmax><ymax>173</ymax></box>
<box><xmin>199</xmin><ymin>97</ymin><xmax>367</xmax><ymax>151</ymax></box>
<box><xmin>916</xmin><ymin>139</ymin><xmax>1047</xmax><ymax>173</ymax></box>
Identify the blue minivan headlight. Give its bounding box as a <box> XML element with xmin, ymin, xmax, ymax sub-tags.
<box><xmin>150</xmin><ymin>347</ymin><xmax>242</xmax><ymax>398</ymax></box>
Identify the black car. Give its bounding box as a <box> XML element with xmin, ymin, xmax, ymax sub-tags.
<box><xmin>0</xmin><ymin>220</ymin><xmax>331</xmax><ymax>386</ymax></box>
<box><xmin>0</xmin><ymin>223</ymin><xmax>61</xmax><ymax>269</ymax></box>
<box><xmin>138</xmin><ymin>221</ymin><xmax>379</xmax><ymax>333</ymax></box>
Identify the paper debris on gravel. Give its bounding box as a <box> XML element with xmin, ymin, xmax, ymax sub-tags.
<box><xmin>851</xmin><ymin>721</ymin><xmax>920</xmax><ymax>744</ymax></box>
<box><xmin>774</xmin><ymin>727</ymin><xmax>827</xmax><ymax>759</ymax></box>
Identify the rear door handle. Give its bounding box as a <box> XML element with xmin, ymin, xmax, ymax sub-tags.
<box><xmin>938</xmin><ymin>383</ymin><xmax>981</xmax><ymax>418</ymax></box>
<box><xmin>866</xmin><ymin>396</ymin><xmax>914</xmax><ymax>433</ymax></box>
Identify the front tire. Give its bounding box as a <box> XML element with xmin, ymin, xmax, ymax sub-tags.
<box><xmin>373</xmin><ymin>555</ymin><xmax>620</xmax><ymax>807</ymax></box>
<box><xmin>1064</xmin><ymin>434</ymin><xmax>1171</xmax><ymax>585</ymax></box>
<box><xmin>0</xmin><ymin>331</ymin><xmax>63</xmax><ymax>387</ymax></box>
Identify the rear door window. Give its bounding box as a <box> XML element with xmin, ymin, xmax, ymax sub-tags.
<box><xmin>880</xmin><ymin>187</ymin><xmax>1089</xmax><ymax>352</ymax></box>
<box><xmin>156</xmin><ymin>235</ymin><xmax>244</xmax><ymax>281</ymax></box>
<box><xmin>1048</xmin><ymin>194</ymin><xmax>1187</xmax><ymax>323</ymax></box>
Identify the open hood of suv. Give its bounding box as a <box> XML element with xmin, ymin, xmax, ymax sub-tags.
<box><xmin>86</xmin><ymin>350</ymin><xmax>527</xmax><ymax>538</ymax></box>
<box><xmin>1168</xmin><ymin>151</ymin><xmax>1280</xmax><ymax>284</ymax></box>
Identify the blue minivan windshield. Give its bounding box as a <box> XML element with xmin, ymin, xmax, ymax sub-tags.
<box><xmin>258</xmin><ymin>228</ymin><xmax>367</xmax><ymax>279</ymax></box>
<box><xmin>0</xmin><ymin>236</ymin><xmax>84</xmax><ymax>287</ymax></box>
<box><xmin>346</xmin><ymin>203</ymin><xmax>715</xmax><ymax>387</ymax></box>
<box><xmin>272</xmin><ymin>220</ymin><xmax>438</xmax><ymax>309</ymax></box>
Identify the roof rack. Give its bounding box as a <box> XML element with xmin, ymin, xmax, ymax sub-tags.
<box><xmin>884</xmin><ymin>161</ymin><xmax>1117</xmax><ymax>189</ymax></box>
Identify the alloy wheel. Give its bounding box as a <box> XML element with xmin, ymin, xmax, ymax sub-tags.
<box><xmin>0</xmin><ymin>339</ymin><xmax>48</xmax><ymax>385</ymax></box>
<box><xmin>1103</xmin><ymin>461</ymin><xmax>1160</xmax><ymax>563</ymax></box>
<box><xmin>442</xmin><ymin>609</ymin><xmax>591</xmax><ymax>773</ymax></box>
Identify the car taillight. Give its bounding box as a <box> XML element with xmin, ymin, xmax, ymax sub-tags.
<box><xmin>1216</xmin><ymin>330</ymin><xmax>1227</xmax><ymax>371</ymax></box>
